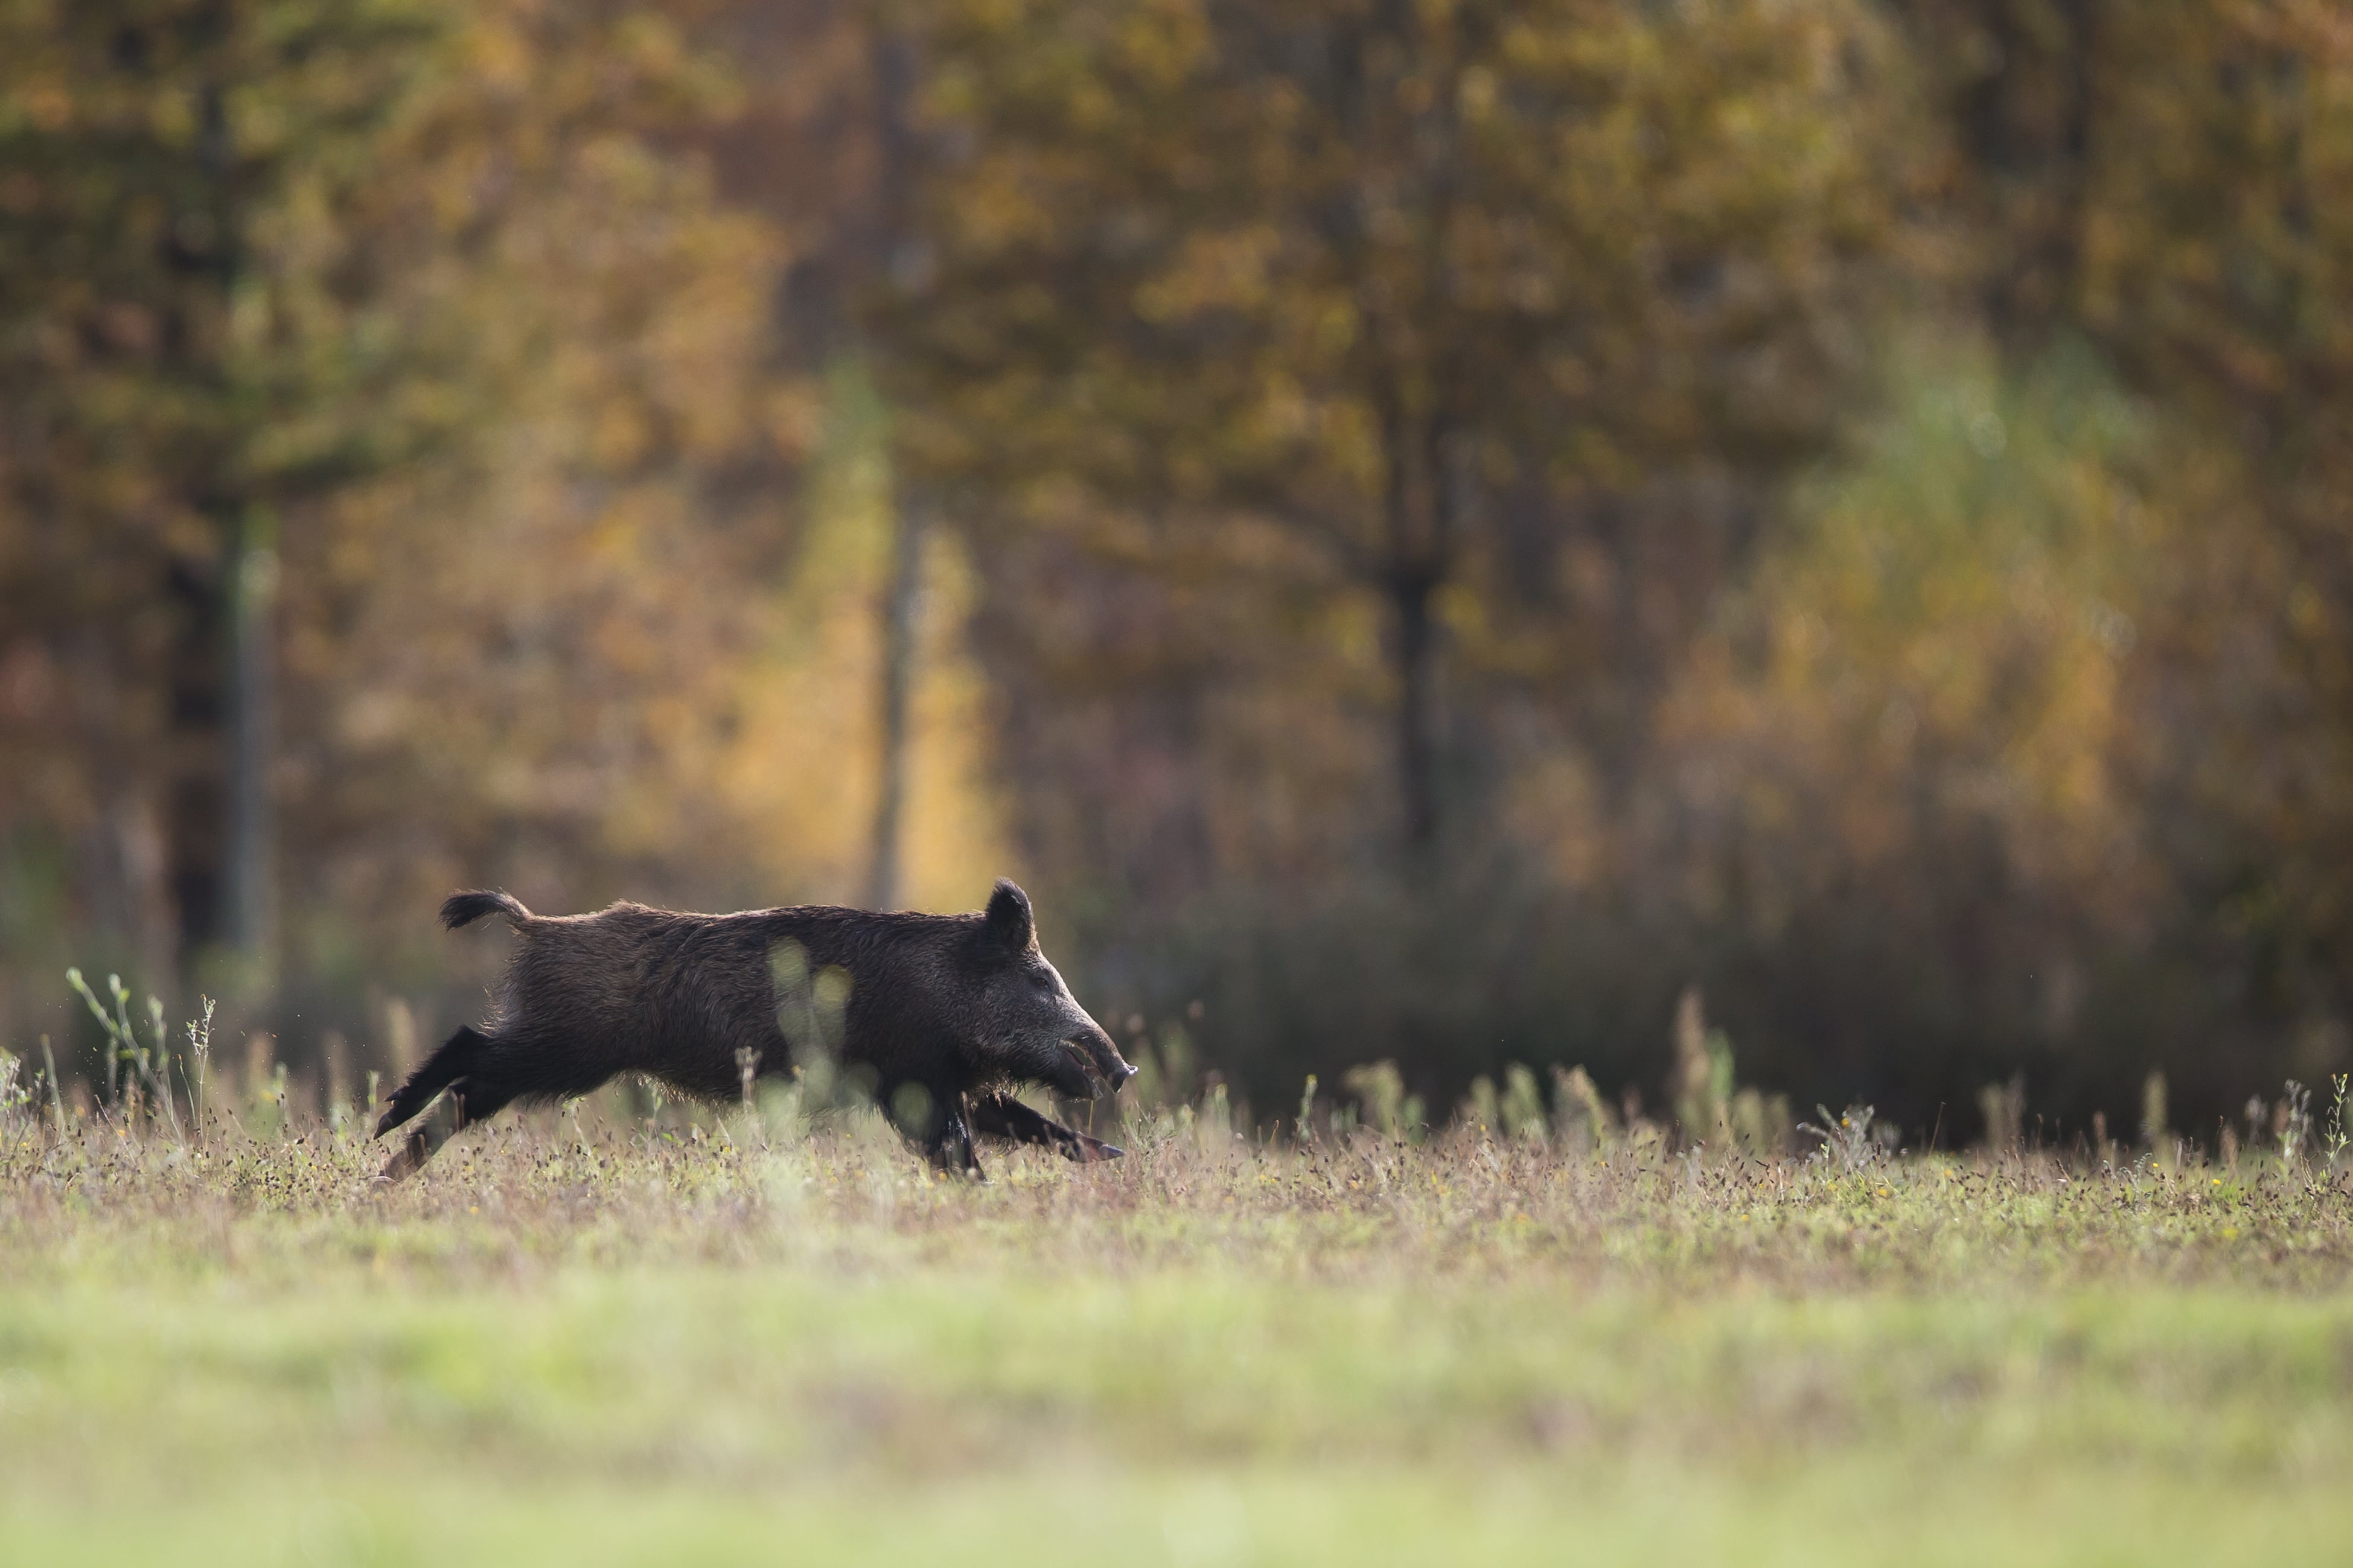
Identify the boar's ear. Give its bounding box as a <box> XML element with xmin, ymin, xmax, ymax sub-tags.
<box><xmin>984</xmin><ymin>878</ymin><xmax>1036</xmax><ymax>953</ymax></box>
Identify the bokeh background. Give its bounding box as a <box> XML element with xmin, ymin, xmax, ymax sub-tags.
<box><xmin>3</xmin><ymin>0</ymin><xmax>2348</xmax><ymax>1146</ymax></box>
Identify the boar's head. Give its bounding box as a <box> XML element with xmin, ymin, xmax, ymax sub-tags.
<box><xmin>971</xmin><ymin>879</ymin><xmax>1133</xmax><ymax>1100</ymax></box>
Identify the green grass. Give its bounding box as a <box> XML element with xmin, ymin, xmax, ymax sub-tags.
<box><xmin>3</xmin><ymin>1103</ymin><xmax>2351</xmax><ymax>1564</ymax></box>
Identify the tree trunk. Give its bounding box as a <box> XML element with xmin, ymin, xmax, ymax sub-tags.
<box><xmin>163</xmin><ymin>56</ymin><xmax>255</xmax><ymax>981</ymax></box>
<box><xmin>163</xmin><ymin>556</ymin><xmax>228</xmax><ymax>960</ymax></box>
<box><xmin>1378</xmin><ymin>401</ymin><xmax>1454</xmax><ymax>853</ymax></box>
<box><xmin>225</xmin><ymin>515</ymin><xmax>278</xmax><ymax>986</ymax></box>
<box><xmin>863</xmin><ymin>20</ymin><xmax>927</xmax><ymax>913</ymax></box>
<box><xmin>1390</xmin><ymin>564</ymin><xmax>1440</xmax><ymax>850</ymax></box>
<box><xmin>866</xmin><ymin>504</ymin><xmax>924</xmax><ymax>910</ymax></box>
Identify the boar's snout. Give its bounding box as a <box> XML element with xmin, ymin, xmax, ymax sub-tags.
<box><xmin>1074</xmin><ymin>1021</ymin><xmax>1135</xmax><ymax>1100</ymax></box>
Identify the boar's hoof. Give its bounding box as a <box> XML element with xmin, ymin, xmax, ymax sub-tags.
<box><xmin>374</xmin><ymin>1127</ymin><xmax>433</xmax><ymax>1184</ymax></box>
<box><xmin>375</xmin><ymin>1147</ymin><xmax>416</xmax><ymax>1184</ymax></box>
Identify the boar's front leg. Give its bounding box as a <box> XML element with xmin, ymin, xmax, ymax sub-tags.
<box><xmin>967</xmin><ymin>1092</ymin><xmax>1125</xmax><ymax>1163</ymax></box>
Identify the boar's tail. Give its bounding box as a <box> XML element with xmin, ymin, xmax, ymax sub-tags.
<box><xmin>440</xmin><ymin>890</ymin><xmax>532</xmax><ymax>931</ymax></box>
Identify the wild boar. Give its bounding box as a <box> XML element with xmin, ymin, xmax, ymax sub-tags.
<box><xmin>374</xmin><ymin>878</ymin><xmax>1134</xmax><ymax>1181</ymax></box>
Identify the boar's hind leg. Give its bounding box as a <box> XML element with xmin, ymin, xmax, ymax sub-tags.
<box><xmin>372</xmin><ymin>1024</ymin><xmax>549</xmax><ymax>1182</ymax></box>
<box><xmin>377</xmin><ymin>1121</ymin><xmax>441</xmax><ymax>1182</ymax></box>
<box><xmin>968</xmin><ymin>1093</ymin><xmax>1125</xmax><ymax>1163</ymax></box>
<box><xmin>919</xmin><ymin>1098</ymin><xmax>985</xmax><ymax>1181</ymax></box>
<box><xmin>373</xmin><ymin>1076</ymin><xmax>520</xmax><ymax>1183</ymax></box>
<box><xmin>375</xmin><ymin>1024</ymin><xmax>492</xmax><ymax>1140</ymax></box>
<box><xmin>448</xmin><ymin>1076</ymin><xmax>523</xmax><ymax>1129</ymax></box>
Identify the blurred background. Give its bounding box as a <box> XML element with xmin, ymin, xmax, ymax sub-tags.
<box><xmin>1</xmin><ymin>0</ymin><xmax>2347</xmax><ymax>1146</ymax></box>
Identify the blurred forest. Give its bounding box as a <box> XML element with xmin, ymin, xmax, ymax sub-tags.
<box><xmin>3</xmin><ymin>0</ymin><xmax>2350</xmax><ymax>1144</ymax></box>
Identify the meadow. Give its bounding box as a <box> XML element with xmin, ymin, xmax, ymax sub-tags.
<box><xmin>3</xmin><ymin>1064</ymin><xmax>2351</xmax><ymax>1568</ymax></box>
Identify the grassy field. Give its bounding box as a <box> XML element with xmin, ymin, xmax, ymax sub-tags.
<box><xmin>3</xmin><ymin>1091</ymin><xmax>2351</xmax><ymax>1567</ymax></box>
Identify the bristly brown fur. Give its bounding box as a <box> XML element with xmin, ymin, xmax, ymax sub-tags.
<box><xmin>375</xmin><ymin>879</ymin><xmax>1133</xmax><ymax>1181</ymax></box>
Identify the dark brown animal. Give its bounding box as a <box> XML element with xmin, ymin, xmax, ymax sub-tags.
<box><xmin>374</xmin><ymin>879</ymin><xmax>1134</xmax><ymax>1181</ymax></box>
